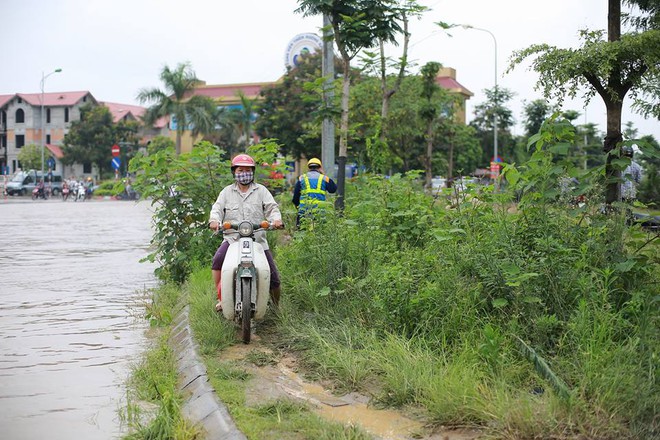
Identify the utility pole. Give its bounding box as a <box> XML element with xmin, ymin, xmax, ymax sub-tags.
<box><xmin>321</xmin><ymin>14</ymin><xmax>335</xmax><ymax>177</ymax></box>
<box><xmin>40</xmin><ymin>68</ymin><xmax>62</xmax><ymax>182</ymax></box>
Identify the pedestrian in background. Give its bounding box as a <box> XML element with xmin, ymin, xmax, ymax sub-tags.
<box><xmin>621</xmin><ymin>145</ymin><xmax>643</xmax><ymax>203</ymax></box>
<box><xmin>292</xmin><ymin>158</ymin><xmax>337</xmax><ymax>228</ymax></box>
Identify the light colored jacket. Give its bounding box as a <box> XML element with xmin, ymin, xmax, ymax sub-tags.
<box><xmin>209</xmin><ymin>182</ymin><xmax>282</xmax><ymax>250</ymax></box>
<box><xmin>621</xmin><ymin>161</ymin><xmax>643</xmax><ymax>200</ymax></box>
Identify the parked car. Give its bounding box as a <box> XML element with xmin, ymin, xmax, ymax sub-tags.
<box><xmin>5</xmin><ymin>170</ymin><xmax>63</xmax><ymax>196</ymax></box>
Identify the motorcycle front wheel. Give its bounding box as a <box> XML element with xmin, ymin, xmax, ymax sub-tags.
<box><xmin>241</xmin><ymin>278</ymin><xmax>251</xmax><ymax>344</ymax></box>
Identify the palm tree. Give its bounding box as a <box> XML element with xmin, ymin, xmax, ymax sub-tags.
<box><xmin>137</xmin><ymin>62</ymin><xmax>216</xmax><ymax>155</ymax></box>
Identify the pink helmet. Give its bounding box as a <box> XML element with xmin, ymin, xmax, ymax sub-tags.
<box><xmin>231</xmin><ymin>153</ymin><xmax>256</xmax><ymax>168</ymax></box>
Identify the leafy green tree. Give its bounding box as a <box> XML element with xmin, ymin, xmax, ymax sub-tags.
<box><xmin>137</xmin><ymin>62</ymin><xmax>217</xmax><ymax>156</ymax></box>
<box><xmin>62</xmin><ymin>104</ymin><xmax>138</xmax><ymax>176</ymax></box>
<box><xmin>17</xmin><ymin>144</ymin><xmax>45</xmax><ymax>171</ymax></box>
<box><xmin>522</xmin><ymin>99</ymin><xmax>557</xmax><ymax>138</ymax></box>
<box><xmin>254</xmin><ymin>52</ymin><xmax>328</xmax><ymax>160</ymax></box>
<box><xmin>296</xmin><ymin>0</ymin><xmax>406</xmax><ymax>209</ymax></box>
<box><xmin>470</xmin><ymin>86</ymin><xmax>516</xmax><ymax>166</ymax></box>
<box><xmin>637</xmin><ymin>134</ymin><xmax>660</xmax><ymax>204</ymax></box>
<box><xmin>360</xmin><ymin>1</ymin><xmax>426</xmax><ymax>151</ymax></box>
<box><xmin>419</xmin><ymin>61</ymin><xmax>443</xmax><ymax>188</ymax></box>
<box><xmin>146</xmin><ymin>135</ymin><xmax>175</xmax><ymax>155</ymax></box>
<box><xmin>508</xmin><ymin>0</ymin><xmax>660</xmax><ymax>204</ymax></box>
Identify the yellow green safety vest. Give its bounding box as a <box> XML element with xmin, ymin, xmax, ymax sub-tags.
<box><xmin>299</xmin><ymin>173</ymin><xmax>327</xmax><ymax>211</ymax></box>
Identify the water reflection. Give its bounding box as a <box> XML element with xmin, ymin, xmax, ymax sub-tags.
<box><xmin>0</xmin><ymin>199</ymin><xmax>156</xmax><ymax>440</ymax></box>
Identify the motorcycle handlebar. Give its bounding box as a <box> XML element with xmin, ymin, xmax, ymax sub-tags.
<box><xmin>212</xmin><ymin>220</ymin><xmax>285</xmax><ymax>232</ymax></box>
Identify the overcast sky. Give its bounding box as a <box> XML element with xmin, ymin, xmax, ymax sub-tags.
<box><xmin>2</xmin><ymin>0</ymin><xmax>658</xmax><ymax>144</ymax></box>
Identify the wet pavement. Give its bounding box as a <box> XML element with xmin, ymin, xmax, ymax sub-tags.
<box><xmin>0</xmin><ymin>198</ymin><xmax>157</xmax><ymax>440</ymax></box>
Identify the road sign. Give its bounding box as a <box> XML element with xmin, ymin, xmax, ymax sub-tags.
<box><xmin>490</xmin><ymin>161</ymin><xmax>501</xmax><ymax>179</ymax></box>
<box><xmin>47</xmin><ymin>157</ymin><xmax>56</xmax><ymax>169</ymax></box>
<box><xmin>111</xmin><ymin>157</ymin><xmax>121</xmax><ymax>170</ymax></box>
<box><xmin>111</xmin><ymin>144</ymin><xmax>120</xmax><ymax>157</ymax></box>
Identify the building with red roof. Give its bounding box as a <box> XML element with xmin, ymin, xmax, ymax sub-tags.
<box><xmin>173</xmin><ymin>67</ymin><xmax>472</xmax><ymax>153</ymax></box>
<box><xmin>0</xmin><ymin>91</ymin><xmax>165</xmax><ymax>178</ymax></box>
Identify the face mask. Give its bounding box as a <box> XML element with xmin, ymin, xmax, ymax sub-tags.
<box><xmin>235</xmin><ymin>171</ymin><xmax>254</xmax><ymax>185</ymax></box>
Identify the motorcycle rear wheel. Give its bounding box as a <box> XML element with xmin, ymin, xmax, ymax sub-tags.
<box><xmin>241</xmin><ymin>278</ymin><xmax>251</xmax><ymax>344</ymax></box>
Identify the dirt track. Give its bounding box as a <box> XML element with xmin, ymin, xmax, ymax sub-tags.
<box><xmin>217</xmin><ymin>326</ymin><xmax>480</xmax><ymax>440</ymax></box>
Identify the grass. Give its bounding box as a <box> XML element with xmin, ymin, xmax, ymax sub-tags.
<box><xmin>122</xmin><ymin>322</ymin><xmax>201</xmax><ymax>439</ymax></box>
<box><xmin>183</xmin><ymin>266</ymin><xmax>375</xmax><ymax>440</ymax></box>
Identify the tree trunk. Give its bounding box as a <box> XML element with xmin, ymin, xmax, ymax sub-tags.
<box><xmin>175</xmin><ymin>129</ymin><xmax>182</xmax><ymax>156</ymax></box>
<box><xmin>425</xmin><ymin>122</ymin><xmax>433</xmax><ymax>189</ymax></box>
<box><xmin>379</xmin><ymin>14</ymin><xmax>409</xmax><ymax>146</ymax></box>
<box><xmin>604</xmin><ymin>99</ymin><xmax>623</xmax><ymax>204</ymax></box>
<box><xmin>603</xmin><ymin>0</ymin><xmax>622</xmax><ymax>205</ymax></box>
<box><xmin>448</xmin><ymin>140</ymin><xmax>454</xmax><ymax>187</ymax></box>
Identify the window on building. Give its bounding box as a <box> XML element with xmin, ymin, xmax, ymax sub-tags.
<box><xmin>65</xmin><ymin>108</ymin><xmax>69</xmax><ymax>123</ymax></box>
<box><xmin>83</xmin><ymin>96</ymin><xmax>87</xmax><ymax>102</ymax></box>
<box><xmin>46</xmin><ymin>134</ymin><xmax>51</xmax><ymax>144</ymax></box>
<box><xmin>83</xmin><ymin>162</ymin><xmax>92</xmax><ymax>173</ymax></box>
<box><xmin>16</xmin><ymin>134</ymin><xmax>25</xmax><ymax>149</ymax></box>
<box><xmin>1</xmin><ymin>110</ymin><xmax>6</xmax><ymax>126</ymax></box>
<box><xmin>47</xmin><ymin>108</ymin><xmax>51</xmax><ymax>124</ymax></box>
<box><xmin>15</xmin><ymin>109</ymin><xmax>25</xmax><ymax>123</ymax></box>
<box><xmin>17</xmin><ymin>98</ymin><xmax>22</xmax><ymax>104</ymax></box>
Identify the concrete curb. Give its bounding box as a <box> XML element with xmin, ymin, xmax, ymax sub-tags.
<box><xmin>170</xmin><ymin>305</ymin><xmax>247</xmax><ymax>440</ymax></box>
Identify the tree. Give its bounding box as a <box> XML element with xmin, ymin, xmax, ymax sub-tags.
<box><xmin>508</xmin><ymin>0</ymin><xmax>660</xmax><ymax>204</ymax></box>
<box><xmin>147</xmin><ymin>135</ymin><xmax>175</xmax><ymax>155</ymax></box>
<box><xmin>361</xmin><ymin>1</ymin><xmax>425</xmax><ymax>151</ymax></box>
<box><xmin>470</xmin><ymin>86</ymin><xmax>516</xmax><ymax>166</ymax></box>
<box><xmin>419</xmin><ymin>61</ymin><xmax>442</xmax><ymax>188</ymax></box>
<box><xmin>255</xmin><ymin>52</ymin><xmax>336</xmax><ymax>160</ymax></box>
<box><xmin>17</xmin><ymin>144</ymin><xmax>45</xmax><ymax>171</ymax></box>
<box><xmin>137</xmin><ymin>62</ymin><xmax>217</xmax><ymax>156</ymax></box>
<box><xmin>522</xmin><ymin>99</ymin><xmax>557</xmax><ymax>138</ymax></box>
<box><xmin>62</xmin><ymin>104</ymin><xmax>138</xmax><ymax>177</ymax></box>
<box><xmin>296</xmin><ymin>0</ymin><xmax>405</xmax><ymax>209</ymax></box>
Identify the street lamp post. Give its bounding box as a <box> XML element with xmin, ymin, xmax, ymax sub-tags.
<box><xmin>40</xmin><ymin>68</ymin><xmax>62</xmax><ymax>182</ymax></box>
<box><xmin>461</xmin><ymin>25</ymin><xmax>498</xmax><ymax>171</ymax></box>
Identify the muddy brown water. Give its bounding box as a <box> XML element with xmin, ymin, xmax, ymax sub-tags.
<box><xmin>222</xmin><ymin>337</ymin><xmax>481</xmax><ymax>440</ymax></box>
<box><xmin>0</xmin><ymin>198</ymin><xmax>157</xmax><ymax>440</ymax></box>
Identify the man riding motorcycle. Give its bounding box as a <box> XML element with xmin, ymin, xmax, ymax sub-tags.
<box><xmin>208</xmin><ymin>154</ymin><xmax>284</xmax><ymax>313</ymax></box>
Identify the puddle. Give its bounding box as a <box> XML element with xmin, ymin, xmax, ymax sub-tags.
<box><xmin>220</xmin><ymin>344</ymin><xmax>480</xmax><ymax>440</ymax></box>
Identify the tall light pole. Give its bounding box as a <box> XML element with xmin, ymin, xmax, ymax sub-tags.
<box><xmin>461</xmin><ymin>25</ymin><xmax>498</xmax><ymax>169</ymax></box>
<box><xmin>40</xmin><ymin>68</ymin><xmax>62</xmax><ymax>182</ymax></box>
<box><xmin>321</xmin><ymin>14</ymin><xmax>336</xmax><ymax>178</ymax></box>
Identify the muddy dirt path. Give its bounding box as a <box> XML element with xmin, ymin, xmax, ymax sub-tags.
<box><xmin>218</xmin><ymin>329</ymin><xmax>480</xmax><ymax>440</ymax></box>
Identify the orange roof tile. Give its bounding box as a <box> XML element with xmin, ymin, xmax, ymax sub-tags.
<box><xmin>17</xmin><ymin>91</ymin><xmax>95</xmax><ymax>107</ymax></box>
<box><xmin>101</xmin><ymin>101</ymin><xmax>146</xmax><ymax>123</ymax></box>
<box><xmin>0</xmin><ymin>94</ymin><xmax>15</xmax><ymax>108</ymax></box>
<box><xmin>45</xmin><ymin>144</ymin><xmax>64</xmax><ymax>159</ymax></box>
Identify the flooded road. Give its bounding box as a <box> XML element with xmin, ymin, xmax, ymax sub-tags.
<box><xmin>0</xmin><ymin>198</ymin><xmax>157</xmax><ymax>440</ymax></box>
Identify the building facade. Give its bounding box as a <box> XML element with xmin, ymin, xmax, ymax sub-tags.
<box><xmin>0</xmin><ymin>92</ymin><xmax>167</xmax><ymax>179</ymax></box>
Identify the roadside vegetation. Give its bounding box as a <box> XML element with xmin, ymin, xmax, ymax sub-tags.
<box><xmin>123</xmin><ymin>116</ymin><xmax>658</xmax><ymax>439</ymax></box>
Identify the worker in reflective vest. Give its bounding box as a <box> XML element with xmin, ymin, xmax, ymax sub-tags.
<box><xmin>292</xmin><ymin>157</ymin><xmax>337</xmax><ymax>228</ymax></box>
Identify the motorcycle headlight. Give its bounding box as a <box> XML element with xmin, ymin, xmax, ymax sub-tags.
<box><xmin>238</xmin><ymin>221</ymin><xmax>253</xmax><ymax>237</ymax></box>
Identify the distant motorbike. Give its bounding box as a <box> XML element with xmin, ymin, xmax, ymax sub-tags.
<box><xmin>31</xmin><ymin>186</ymin><xmax>48</xmax><ymax>200</ymax></box>
<box><xmin>116</xmin><ymin>185</ymin><xmax>138</xmax><ymax>201</ymax></box>
<box><xmin>217</xmin><ymin>220</ymin><xmax>283</xmax><ymax>344</ymax></box>
<box><xmin>74</xmin><ymin>183</ymin><xmax>86</xmax><ymax>202</ymax></box>
<box><xmin>61</xmin><ymin>185</ymin><xmax>70</xmax><ymax>201</ymax></box>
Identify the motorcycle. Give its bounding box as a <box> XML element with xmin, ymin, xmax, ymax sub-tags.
<box><xmin>61</xmin><ymin>184</ymin><xmax>70</xmax><ymax>201</ymax></box>
<box><xmin>74</xmin><ymin>183</ymin><xmax>86</xmax><ymax>202</ymax></box>
<box><xmin>218</xmin><ymin>220</ymin><xmax>281</xmax><ymax>344</ymax></box>
<box><xmin>31</xmin><ymin>186</ymin><xmax>48</xmax><ymax>200</ymax></box>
